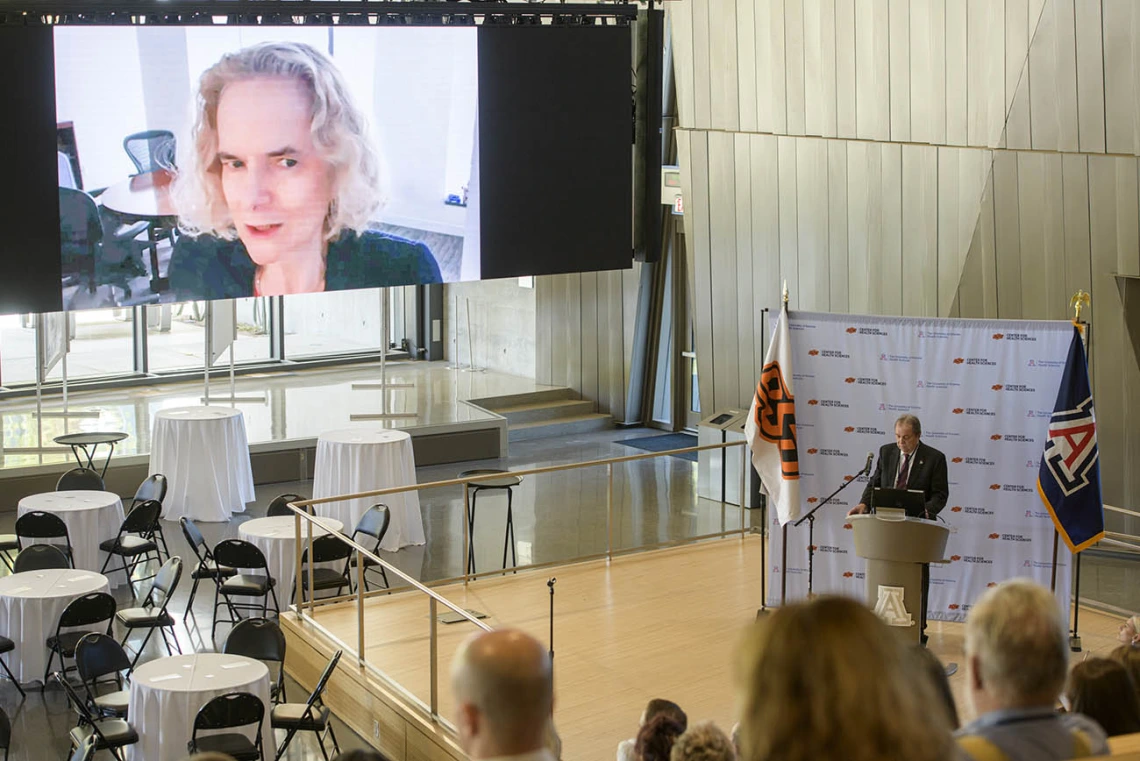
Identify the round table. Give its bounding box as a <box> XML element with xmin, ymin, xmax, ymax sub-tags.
<box><xmin>17</xmin><ymin>491</ymin><xmax>127</xmax><ymax>587</ymax></box>
<box><xmin>0</xmin><ymin>569</ymin><xmax>110</xmax><ymax>684</ymax></box>
<box><xmin>128</xmin><ymin>653</ymin><xmax>273</xmax><ymax>761</ymax></box>
<box><xmin>312</xmin><ymin>428</ymin><xmax>424</xmax><ymax>551</ymax></box>
<box><xmin>238</xmin><ymin>516</ymin><xmax>344</xmax><ymax>595</ymax></box>
<box><xmin>99</xmin><ymin>169</ymin><xmax>175</xmax><ymax>293</ymax></box>
<box><xmin>150</xmin><ymin>406</ymin><xmax>255</xmax><ymax>523</ymax></box>
<box><xmin>52</xmin><ymin>432</ymin><xmax>129</xmax><ymax>478</ymax></box>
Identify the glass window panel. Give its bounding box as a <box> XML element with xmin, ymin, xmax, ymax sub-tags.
<box><xmin>233</xmin><ymin>297</ymin><xmax>272</xmax><ymax>363</ymax></box>
<box><xmin>145</xmin><ymin>302</ymin><xmax>205</xmax><ymax>372</ymax></box>
<box><xmin>284</xmin><ymin>289</ymin><xmax>384</xmax><ymax>359</ymax></box>
<box><xmin>0</xmin><ymin>314</ymin><xmax>38</xmax><ymax>386</ymax></box>
<box><xmin>47</xmin><ymin>309</ymin><xmax>135</xmax><ymax>381</ymax></box>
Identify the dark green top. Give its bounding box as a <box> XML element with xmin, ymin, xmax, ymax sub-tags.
<box><xmin>169</xmin><ymin>229</ymin><xmax>442</xmax><ymax>300</ymax></box>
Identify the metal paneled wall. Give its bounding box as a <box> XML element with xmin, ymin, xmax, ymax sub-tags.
<box><xmin>669</xmin><ymin>0</ymin><xmax>1140</xmax><ymax>509</ymax></box>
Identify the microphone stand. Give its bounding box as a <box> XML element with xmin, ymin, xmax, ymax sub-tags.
<box><xmin>793</xmin><ymin>465</ymin><xmax>870</xmax><ymax>598</ymax></box>
<box><xmin>547</xmin><ymin>578</ymin><xmax>556</xmax><ymax>664</ymax></box>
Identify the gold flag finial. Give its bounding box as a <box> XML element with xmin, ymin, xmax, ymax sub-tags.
<box><xmin>1070</xmin><ymin>290</ymin><xmax>1090</xmax><ymax>323</ymax></box>
<box><xmin>782</xmin><ymin>281</ymin><xmax>790</xmax><ymax>306</ymax></box>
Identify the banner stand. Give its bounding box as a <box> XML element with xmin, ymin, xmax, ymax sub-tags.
<box><xmin>351</xmin><ymin>288</ymin><xmax>416</xmax><ymax>421</ymax></box>
<box><xmin>463</xmin><ymin>298</ymin><xmax>484</xmax><ymax>373</ymax></box>
<box><xmin>36</xmin><ymin>312</ymin><xmax>99</xmax><ymax>420</ymax></box>
<box><xmin>201</xmin><ymin>300</ymin><xmax>266</xmax><ymax>406</ymax></box>
<box><xmin>446</xmin><ymin>293</ymin><xmax>467</xmax><ymax>371</ymax></box>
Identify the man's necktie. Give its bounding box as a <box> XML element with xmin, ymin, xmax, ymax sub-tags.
<box><xmin>895</xmin><ymin>453</ymin><xmax>911</xmax><ymax>489</ymax></box>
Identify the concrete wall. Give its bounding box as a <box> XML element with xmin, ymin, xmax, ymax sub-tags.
<box><xmin>444</xmin><ymin>279</ymin><xmax>536</xmax><ymax>379</ymax></box>
<box><xmin>671</xmin><ymin>0</ymin><xmax>1140</xmax><ymax>525</ymax></box>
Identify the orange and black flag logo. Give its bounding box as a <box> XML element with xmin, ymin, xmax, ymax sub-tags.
<box><xmin>754</xmin><ymin>360</ymin><xmax>799</xmax><ymax>480</ymax></box>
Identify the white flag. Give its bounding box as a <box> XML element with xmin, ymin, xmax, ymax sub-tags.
<box><xmin>744</xmin><ymin>305</ymin><xmax>801</xmax><ymax>525</ymax></box>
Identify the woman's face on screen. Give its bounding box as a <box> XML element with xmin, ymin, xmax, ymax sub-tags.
<box><xmin>215</xmin><ymin>76</ymin><xmax>335</xmax><ymax>267</ymax></box>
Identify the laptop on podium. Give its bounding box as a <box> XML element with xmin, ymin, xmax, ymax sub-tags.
<box><xmin>871</xmin><ymin>487</ymin><xmax>928</xmax><ymax>519</ymax></box>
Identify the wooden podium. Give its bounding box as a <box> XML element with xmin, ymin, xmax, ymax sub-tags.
<box><xmin>850</xmin><ymin>513</ymin><xmax>950</xmax><ymax>644</ymax></box>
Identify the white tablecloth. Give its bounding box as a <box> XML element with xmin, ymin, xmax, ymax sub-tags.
<box><xmin>0</xmin><ymin>569</ymin><xmax>110</xmax><ymax>683</ymax></box>
<box><xmin>128</xmin><ymin>653</ymin><xmax>273</xmax><ymax>761</ymax></box>
<box><xmin>312</xmin><ymin>428</ymin><xmax>424</xmax><ymax>551</ymax></box>
<box><xmin>150</xmin><ymin>406</ymin><xmax>255</xmax><ymax>523</ymax></box>
<box><xmin>17</xmin><ymin>491</ymin><xmax>127</xmax><ymax>587</ymax></box>
<box><xmin>238</xmin><ymin>516</ymin><xmax>344</xmax><ymax>596</ymax></box>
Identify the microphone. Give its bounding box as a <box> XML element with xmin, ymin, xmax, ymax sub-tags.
<box><xmin>547</xmin><ymin>577</ymin><xmax>556</xmax><ymax>589</ymax></box>
<box><xmin>863</xmin><ymin>452</ymin><xmax>874</xmax><ymax>476</ymax></box>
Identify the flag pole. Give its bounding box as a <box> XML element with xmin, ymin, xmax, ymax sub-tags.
<box><xmin>779</xmin><ymin>284</ymin><xmax>790</xmax><ymax>608</ymax></box>
<box><xmin>1067</xmin><ymin>291</ymin><xmax>1091</xmax><ymax>653</ymax></box>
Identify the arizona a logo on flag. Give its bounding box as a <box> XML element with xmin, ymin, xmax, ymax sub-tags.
<box><xmin>1037</xmin><ymin>326</ymin><xmax>1104</xmax><ymax>552</ymax></box>
<box><xmin>745</xmin><ymin>304</ymin><xmax>801</xmax><ymax>525</ymax></box>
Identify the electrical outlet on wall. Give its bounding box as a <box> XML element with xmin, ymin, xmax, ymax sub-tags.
<box><xmin>373</xmin><ymin>720</ymin><xmax>380</xmax><ymax>739</ymax></box>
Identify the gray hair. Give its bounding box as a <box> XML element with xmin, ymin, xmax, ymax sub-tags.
<box><xmin>895</xmin><ymin>414</ymin><xmax>922</xmax><ymax>436</ymax></box>
<box><xmin>965</xmin><ymin>579</ymin><xmax>1068</xmax><ymax>706</ymax></box>
<box><xmin>173</xmin><ymin>41</ymin><xmax>382</xmax><ymax>241</ymax></box>
<box><xmin>670</xmin><ymin>722</ymin><xmax>736</xmax><ymax>761</ymax></box>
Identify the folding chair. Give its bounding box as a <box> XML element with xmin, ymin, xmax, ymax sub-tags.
<box><xmin>188</xmin><ymin>692</ymin><xmax>266</xmax><ymax>761</ymax></box>
<box><xmin>116</xmin><ymin>556</ymin><xmax>183</xmax><ymax>668</ymax></box>
<box><xmin>271</xmin><ymin>649</ymin><xmax>342</xmax><ymax>760</ymax></box>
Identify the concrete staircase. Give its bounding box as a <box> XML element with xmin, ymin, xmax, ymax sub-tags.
<box><xmin>471</xmin><ymin>388</ymin><xmax>612</xmax><ymax>442</ymax></box>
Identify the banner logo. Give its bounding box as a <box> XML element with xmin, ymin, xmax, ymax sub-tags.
<box><xmin>755</xmin><ymin>361</ymin><xmax>799</xmax><ymax>479</ymax></box>
<box><xmin>1042</xmin><ymin>397</ymin><xmax>1099</xmax><ymax>497</ymax></box>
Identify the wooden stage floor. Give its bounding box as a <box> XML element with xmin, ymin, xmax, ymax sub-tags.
<box><xmin>303</xmin><ymin>535</ymin><xmax>1125</xmax><ymax>761</ymax></box>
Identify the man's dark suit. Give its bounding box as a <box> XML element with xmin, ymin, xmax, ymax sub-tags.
<box><xmin>859</xmin><ymin>441</ymin><xmax>949</xmax><ymax>518</ymax></box>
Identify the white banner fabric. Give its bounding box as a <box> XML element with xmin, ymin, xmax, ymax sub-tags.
<box><xmin>764</xmin><ymin>312</ymin><xmax>1074</xmax><ymax>622</ymax></box>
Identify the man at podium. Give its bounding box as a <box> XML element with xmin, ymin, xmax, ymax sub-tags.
<box><xmin>847</xmin><ymin>414</ymin><xmax>949</xmax><ymax>518</ymax></box>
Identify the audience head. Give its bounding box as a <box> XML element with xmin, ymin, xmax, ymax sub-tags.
<box><xmin>911</xmin><ymin>644</ymin><xmax>959</xmax><ymax>729</ymax></box>
<box><xmin>964</xmin><ymin>579</ymin><xmax>1067</xmax><ymax>716</ymax></box>
<box><xmin>635</xmin><ymin>714</ymin><xmax>686</xmax><ymax>761</ymax></box>
<box><xmin>1111</xmin><ymin>643</ymin><xmax>1140</xmax><ymax>701</ymax></box>
<box><xmin>330</xmin><ymin>753</ymin><xmax>385</xmax><ymax>761</ymax></box>
<box><xmin>735</xmin><ymin>595</ymin><xmax>952</xmax><ymax>761</ymax></box>
<box><xmin>669</xmin><ymin>721</ymin><xmax>735</xmax><ymax>761</ymax></box>
<box><xmin>641</xmin><ymin>699</ymin><xmax>687</xmax><ymax>731</ymax></box>
<box><xmin>1065</xmin><ymin>657</ymin><xmax>1140</xmax><ymax>737</ymax></box>
<box><xmin>1120</xmin><ymin>615</ymin><xmax>1140</xmax><ymax>647</ymax></box>
<box><xmin>450</xmin><ymin>628</ymin><xmax>553</xmax><ymax>759</ymax></box>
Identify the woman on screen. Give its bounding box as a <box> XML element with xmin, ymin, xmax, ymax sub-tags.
<box><xmin>170</xmin><ymin>41</ymin><xmax>442</xmax><ymax>298</ymax></box>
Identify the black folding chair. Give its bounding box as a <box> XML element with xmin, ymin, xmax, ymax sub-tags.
<box><xmin>57</xmin><ymin>468</ymin><xmax>105</xmax><ymax>492</ymax></box>
<box><xmin>129</xmin><ymin>474</ymin><xmax>170</xmax><ymax>559</ymax></box>
<box><xmin>180</xmin><ymin>517</ymin><xmax>236</xmax><ymax>621</ymax></box>
<box><xmin>99</xmin><ymin>500</ymin><xmax>162</xmax><ymax>596</ymax></box>
<box><xmin>223</xmin><ymin>618</ymin><xmax>287</xmax><ymax>704</ymax></box>
<box><xmin>188</xmin><ymin>692</ymin><xmax>266</xmax><ymax>761</ymax></box>
<box><xmin>15</xmin><ymin>511</ymin><xmax>74</xmax><ymax>567</ymax></box>
<box><xmin>0</xmin><ymin>637</ymin><xmax>26</xmax><ymax>698</ymax></box>
<box><xmin>75</xmin><ymin>633</ymin><xmax>131</xmax><ymax>719</ymax></box>
<box><xmin>44</xmin><ymin>592</ymin><xmax>117</xmax><ymax>684</ymax></box>
<box><xmin>295</xmin><ymin>535</ymin><xmax>353</xmax><ymax>603</ymax></box>
<box><xmin>347</xmin><ymin>505</ymin><xmax>391</xmax><ymax>592</ymax></box>
<box><xmin>211</xmin><ymin>540</ymin><xmax>279</xmax><ymax>641</ymax></box>
<box><xmin>116</xmin><ymin>556</ymin><xmax>183</xmax><ymax>668</ymax></box>
<box><xmin>265</xmin><ymin>494</ymin><xmax>312</xmax><ymax>518</ymax></box>
<box><xmin>271</xmin><ymin>649</ymin><xmax>342</xmax><ymax>760</ymax></box>
<box><xmin>0</xmin><ymin>532</ymin><xmax>17</xmax><ymax>573</ymax></box>
<box><xmin>13</xmin><ymin>544</ymin><xmax>71</xmax><ymax>573</ymax></box>
<box><xmin>55</xmin><ymin>672</ymin><xmax>139</xmax><ymax>761</ymax></box>
<box><xmin>68</xmin><ymin>734</ymin><xmax>97</xmax><ymax>761</ymax></box>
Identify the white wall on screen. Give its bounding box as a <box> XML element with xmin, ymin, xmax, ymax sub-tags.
<box><xmin>135</xmin><ymin>27</ymin><xmax>191</xmax><ymax>141</ymax></box>
<box><xmin>54</xmin><ymin>27</ymin><xmax>147</xmax><ymax>190</ymax></box>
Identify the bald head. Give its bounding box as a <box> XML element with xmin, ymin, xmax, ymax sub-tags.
<box><xmin>451</xmin><ymin>629</ymin><xmax>553</xmax><ymax>758</ymax></box>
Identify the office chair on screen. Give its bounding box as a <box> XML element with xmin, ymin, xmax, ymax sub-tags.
<box><xmin>59</xmin><ymin>188</ymin><xmax>148</xmax><ymax>298</ymax></box>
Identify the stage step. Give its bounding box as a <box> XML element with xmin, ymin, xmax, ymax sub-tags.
<box><xmin>507</xmin><ymin>412</ymin><xmax>614</xmax><ymax>441</ymax></box>
<box><xmin>470</xmin><ymin>388</ymin><xmax>613</xmax><ymax>441</ymax></box>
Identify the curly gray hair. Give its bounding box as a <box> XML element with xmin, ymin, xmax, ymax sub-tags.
<box><xmin>172</xmin><ymin>40</ymin><xmax>382</xmax><ymax>241</ymax></box>
<box><xmin>670</xmin><ymin>721</ymin><xmax>735</xmax><ymax>761</ymax></box>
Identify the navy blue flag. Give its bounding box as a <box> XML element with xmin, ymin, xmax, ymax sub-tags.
<box><xmin>1037</xmin><ymin>325</ymin><xmax>1104</xmax><ymax>552</ymax></box>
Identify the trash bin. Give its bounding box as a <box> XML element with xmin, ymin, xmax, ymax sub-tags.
<box><xmin>725</xmin><ymin>416</ymin><xmax>764</xmax><ymax>508</ymax></box>
<box><xmin>697</xmin><ymin>409</ymin><xmax>747</xmax><ymax>503</ymax></box>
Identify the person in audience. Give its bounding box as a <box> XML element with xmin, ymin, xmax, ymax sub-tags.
<box><xmin>330</xmin><ymin>752</ymin><xmax>385</xmax><ymax>761</ymax></box>
<box><xmin>1065</xmin><ymin>657</ymin><xmax>1140</xmax><ymax>737</ymax></box>
<box><xmin>171</xmin><ymin>40</ymin><xmax>442</xmax><ymax>299</ymax></box>
<box><xmin>736</xmin><ymin>595</ymin><xmax>954</xmax><ymax>761</ymax></box>
<box><xmin>1119</xmin><ymin>614</ymin><xmax>1140</xmax><ymax>647</ymax></box>
<box><xmin>450</xmin><ymin>628</ymin><xmax>554</xmax><ymax>761</ymax></box>
<box><xmin>956</xmin><ymin>579</ymin><xmax>1109</xmax><ymax>760</ymax></box>
<box><xmin>617</xmin><ymin>699</ymin><xmax>688</xmax><ymax>761</ymax></box>
<box><xmin>729</xmin><ymin>724</ymin><xmax>741</xmax><ymax>759</ymax></box>
<box><xmin>669</xmin><ymin>721</ymin><xmax>735</xmax><ymax>761</ymax></box>
<box><xmin>912</xmin><ymin>644</ymin><xmax>960</xmax><ymax>729</ymax></box>
<box><xmin>635</xmin><ymin>714</ymin><xmax>686</xmax><ymax>761</ymax></box>
<box><xmin>1110</xmin><ymin>642</ymin><xmax>1140</xmax><ymax>702</ymax></box>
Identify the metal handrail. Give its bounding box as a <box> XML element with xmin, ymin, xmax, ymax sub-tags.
<box><xmin>1105</xmin><ymin>504</ymin><xmax>1140</xmax><ymax>520</ymax></box>
<box><xmin>283</xmin><ymin>437</ymin><xmax>754</xmax><ymax>728</ymax></box>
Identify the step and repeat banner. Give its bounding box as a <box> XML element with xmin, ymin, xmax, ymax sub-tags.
<box><xmin>766</xmin><ymin>311</ymin><xmax>1074</xmax><ymax>622</ymax></box>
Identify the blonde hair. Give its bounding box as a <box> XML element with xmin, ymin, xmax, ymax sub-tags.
<box><xmin>173</xmin><ymin>40</ymin><xmax>382</xmax><ymax>241</ymax></box>
<box><xmin>736</xmin><ymin>596</ymin><xmax>953</xmax><ymax>761</ymax></box>
<box><xmin>670</xmin><ymin>721</ymin><xmax>735</xmax><ymax>761</ymax></box>
<box><xmin>965</xmin><ymin>579</ymin><xmax>1067</xmax><ymax>706</ymax></box>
